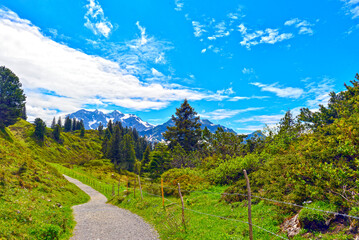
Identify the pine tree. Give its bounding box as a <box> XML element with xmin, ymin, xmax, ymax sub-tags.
<box><xmin>163</xmin><ymin>99</ymin><xmax>202</xmax><ymax>151</ymax></box>
<box><xmin>98</xmin><ymin>122</ymin><xmax>104</xmax><ymax>137</ymax></box>
<box><xmin>34</xmin><ymin>118</ymin><xmax>46</xmax><ymax>143</ymax></box>
<box><xmin>64</xmin><ymin>116</ymin><xmax>72</xmax><ymax>132</ymax></box>
<box><xmin>102</xmin><ymin>128</ymin><xmax>112</xmax><ymax>158</ymax></box>
<box><xmin>80</xmin><ymin>126</ymin><xmax>85</xmax><ymax>137</ymax></box>
<box><xmin>53</xmin><ymin>124</ymin><xmax>61</xmax><ymax>142</ymax></box>
<box><xmin>20</xmin><ymin>105</ymin><xmax>27</xmax><ymax>120</ymax></box>
<box><xmin>121</xmin><ymin>133</ymin><xmax>136</xmax><ymax>171</ymax></box>
<box><xmin>108</xmin><ymin>125</ymin><xmax>122</xmax><ymax>163</ymax></box>
<box><xmin>142</xmin><ymin>145</ymin><xmax>151</xmax><ymax>167</ymax></box>
<box><xmin>51</xmin><ymin>117</ymin><xmax>56</xmax><ymax>129</ymax></box>
<box><xmin>57</xmin><ymin>117</ymin><xmax>62</xmax><ymax>128</ymax></box>
<box><xmin>0</xmin><ymin>66</ymin><xmax>26</xmax><ymax>128</ymax></box>
<box><xmin>107</xmin><ymin>120</ymin><xmax>113</xmax><ymax>134</ymax></box>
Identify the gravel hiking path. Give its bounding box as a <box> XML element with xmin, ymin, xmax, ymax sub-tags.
<box><xmin>64</xmin><ymin>175</ymin><xmax>159</xmax><ymax>240</ymax></box>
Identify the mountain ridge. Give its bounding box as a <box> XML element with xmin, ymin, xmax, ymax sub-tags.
<box><xmin>67</xmin><ymin>109</ymin><xmax>237</xmax><ymax>142</ymax></box>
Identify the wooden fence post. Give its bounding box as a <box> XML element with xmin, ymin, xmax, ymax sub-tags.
<box><xmin>178</xmin><ymin>183</ymin><xmax>186</xmax><ymax>231</ymax></box>
<box><xmin>243</xmin><ymin>169</ymin><xmax>253</xmax><ymax>240</ymax></box>
<box><xmin>161</xmin><ymin>178</ymin><xmax>165</xmax><ymax>210</ymax></box>
<box><xmin>118</xmin><ymin>181</ymin><xmax>120</xmax><ymax>196</ymax></box>
<box><xmin>138</xmin><ymin>175</ymin><xmax>143</xmax><ymax>200</ymax></box>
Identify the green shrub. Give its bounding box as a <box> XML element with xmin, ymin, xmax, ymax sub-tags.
<box><xmin>30</xmin><ymin>223</ymin><xmax>62</xmax><ymax>240</ymax></box>
<box><xmin>207</xmin><ymin>153</ymin><xmax>263</xmax><ymax>185</ymax></box>
<box><xmin>161</xmin><ymin>168</ymin><xmax>209</xmax><ymax>196</ymax></box>
<box><xmin>298</xmin><ymin>201</ymin><xmax>337</xmax><ymax>231</ymax></box>
<box><xmin>84</xmin><ymin>159</ymin><xmax>104</xmax><ymax>167</ymax></box>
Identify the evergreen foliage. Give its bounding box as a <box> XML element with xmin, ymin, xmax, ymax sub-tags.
<box><xmin>64</xmin><ymin>116</ymin><xmax>72</xmax><ymax>132</ymax></box>
<box><xmin>33</xmin><ymin>118</ymin><xmax>46</xmax><ymax>143</ymax></box>
<box><xmin>0</xmin><ymin>66</ymin><xmax>26</xmax><ymax>128</ymax></box>
<box><xmin>20</xmin><ymin>105</ymin><xmax>27</xmax><ymax>120</ymax></box>
<box><xmin>57</xmin><ymin>117</ymin><xmax>62</xmax><ymax>128</ymax></box>
<box><xmin>163</xmin><ymin>99</ymin><xmax>202</xmax><ymax>151</ymax></box>
<box><xmin>52</xmin><ymin>124</ymin><xmax>61</xmax><ymax>142</ymax></box>
<box><xmin>51</xmin><ymin>117</ymin><xmax>56</xmax><ymax>129</ymax></box>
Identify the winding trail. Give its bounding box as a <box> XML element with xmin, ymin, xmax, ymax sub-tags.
<box><xmin>64</xmin><ymin>175</ymin><xmax>159</xmax><ymax>240</ymax></box>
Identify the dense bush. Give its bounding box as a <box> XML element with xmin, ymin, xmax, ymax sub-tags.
<box><xmin>207</xmin><ymin>153</ymin><xmax>265</xmax><ymax>185</ymax></box>
<box><xmin>161</xmin><ymin>168</ymin><xmax>209</xmax><ymax>196</ymax></box>
<box><xmin>298</xmin><ymin>201</ymin><xmax>337</xmax><ymax>231</ymax></box>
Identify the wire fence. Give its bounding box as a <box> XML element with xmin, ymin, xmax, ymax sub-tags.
<box><xmin>56</xmin><ymin>165</ymin><xmax>359</xmax><ymax>239</ymax></box>
<box><xmin>142</xmin><ymin>181</ymin><xmax>359</xmax><ymax>220</ymax></box>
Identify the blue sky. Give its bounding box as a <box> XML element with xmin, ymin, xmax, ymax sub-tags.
<box><xmin>0</xmin><ymin>0</ymin><xmax>358</xmax><ymax>133</ymax></box>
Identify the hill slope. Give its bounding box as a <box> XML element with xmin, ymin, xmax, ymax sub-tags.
<box><xmin>0</xmin><ymin>122</ymin><xmax>90</xmax><ymax>239</ymax></box>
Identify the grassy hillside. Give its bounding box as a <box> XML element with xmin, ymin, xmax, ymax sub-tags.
<box><xmin>0</xmin><ymin>121</ymin><xmax>91</xmax><ymax>239</ymax></box>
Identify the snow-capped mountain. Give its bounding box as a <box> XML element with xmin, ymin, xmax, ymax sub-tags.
<box><xmin>138</xmin><ymin>118</ymin><xmax>236</xmax><ymax>142</ymax></box>
<box><xmin>67</xmin><ymin>109</ymin><xmax>236</xmax><ymax>142</ymax></box>
<box><xmin>67</xmin><ymin>109</ymin><xmax>154</xmax><ymax>132</ymax></box>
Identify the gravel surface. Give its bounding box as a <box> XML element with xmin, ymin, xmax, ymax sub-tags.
<box><xmin>64</xmin><ymin>175</ymin><xmax>159</xmax><ymax>240</ymax></box>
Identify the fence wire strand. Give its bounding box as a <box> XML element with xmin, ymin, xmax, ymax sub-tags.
<box><xmin>142</xmin><ymin>182</ymin><xmax>359</xmax><ymax>220</ymax></box>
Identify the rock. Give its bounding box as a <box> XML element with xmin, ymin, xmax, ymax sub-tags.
<box><xmin>56</xmin><ymin>203</ymin><xmax>62</xmax><ymax>208</ymax></box>
<box><xmin>281</xmin><ymin>213</ymin><xmax>301</xmax><ymax>238</ymax></box>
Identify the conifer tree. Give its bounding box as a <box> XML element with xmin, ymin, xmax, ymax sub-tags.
<box><xmin>142</xmin><ymin>145</ymin><xmax>151</xmax><ymax>167</ymax></box>
<box><xmin>34</xmin><ymin>118</ymin><xmax>46</xmax><ymax>143</ymax></box>
<box><xmin>102</xmin><ymin>128</ymin><xmax>111</xmax><ymax>158</ymax></box>
<box><xmin>121</xmin><ymin>133</ymin><xmax>136</xmax><ymax>171</ymax></box>
<box><xmin>80</xmin><ymin>126</ymin><xmax>85</xmax><ymax>137</ymax></box>
<box><xmin>53</xmin><ymin>124</ymin><xmax>61</xmax><ymax>142</ymax></box>
<box><xmin>107</xmin><ymin>120</ymin><xmax>113</xmax><ymax>134</ymax></box>
<box><xmin>0</xmin><ymin>66</ymin><xmax>26</xmax><ymax>128</ymax></box>
<box><xmin>20</xmin><ymin>105</ymin><xmax>27</xmax><ymax>120</ymax></box>
<box><xmin>163</xmin><ymin>99</ymin><xmax>202</xmax><ymax>151</ymax></box>
<box><xmin>57</xmin><ymin>117</ymin><xmax>62</xmax><ymax>128</ymax></box>
<box><xmin>108</xmin><ymin>125</ymin><xmax>122</xmax><ymax>163</ymax></box>
<box><xmin>51</xmin><ymin>117</ymin><xmax>56</xmax><ymax>129</ymax></box>
<box><xmin>64</xmin><ymin>116</ymin><xmax>72</xmax><ymax>132</ymax></box>
<box><xmin>98</xmin><ymin>122</ymin><xmax>104</xmax><ymax>138</ymax></box>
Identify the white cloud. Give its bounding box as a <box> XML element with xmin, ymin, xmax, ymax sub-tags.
<box><xmin>229</xmin><ymin>96</ymin><xmax>269</xmax><ymax>101</ymax></box>
<box><xmin>305</xmin><ymin>77</ymin><xmax>335</xmax><ymax>108</ymax></box>
<box><xmin>342</xmin><ymin>0</ymin><xmax>359</xmax><ymax>19</ymax></box>
<box><xmin>90</xmin><ymin>21</ymin><xmax>173</xmax><ymax>77</ymax></box>
<box><xmin>192</xmin><ymin>21</ymin><xmax>207</xmax><ymax>37</ymax></box>
<box><xmin>174</xmin><ymin>0</ymin><xmax>184</xmax><ymax>11</ymax></box>
<box><xmin>201</xmin><ymin>48</ymin><xmax>207</xmax><ymax>53</ymax></box>
<box><xmin>0</xmin><ymin>8</ymin><xmax>233</xmax><ymax>123</ymax></box>
<box><xmin>242</xmin><ymin>67</ymin><xmax>254</xmax><ymax>74</ymax></box>
<box><xmin>207</xmin><ymin>21</ymin><xmax>231</xmax><ymax>40</ymax></box>
<box><xmin>84</xmin><ymin>0</ymin><xmax>113</xmax><ymax>38</ymax></box>
<box><xmin>235</xmin><ymin>114</ymin><xmax>283</xmax><ymax>124</ymax></box>
<box><xmin>201</xmin><ymin>107</ymin><xmax>263</xmax><ymax>120</ymax></box>
<box><xmin>238</xmin><ymin>24</ymin><xmax>293</xmax><ymax>49</ymax></box>
<box><xmin>284</xmin><ymin>18</ymin><xmax>315</xmax><ymax>35</ymax></box>
<box><xmin>250</xmin><ymin>82</ymin><xmax>304</xmax><ymax>98</ymax></box>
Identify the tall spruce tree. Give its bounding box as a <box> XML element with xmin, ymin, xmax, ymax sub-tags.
<box><xmin>163</xmin><ymin>99</ymin><xmax>202</xmax><ymax>151</ymax></box>
<box><xmin>53</xmin><ymin>124</ymin><xmax>61</xmax><ymax>142</ymax></box>
<box><xmin>51</xmin><ymin>117</ymin><xmax>56</xmax><ymax>129</ymax></box>
<box><xmin>102</xmin><ymin>128</ymin><xmax>112</xmax><ymax>158</ymax></box>
<box><xmin>142</xmin><ymin>145</ymin><xmax>151</xmax><ymax>167</ymax></box>
<box><xmin>20</xmin><ymin>105</ymin><xmax>27</xmax><ymax>120</ymax></box>
<box><xmin>57</xmin><ymin>117</ymin><xmax>62</xmax><ymax>128</ymax></box>
<box><xmin>0</xmin><ymin>66</ymin><xmax>26</xmax><ymax>128</ymax></box>
<box><xmin>34</xmin><ymin>118</ymin><xmax>46</xmax><ymax>143</ymax></box>
<box><xmin>64</xmin><ymin>116</ymin><xmax>72</xmax><ymax>132</ymax></box>
<box><xmin>108</xmin><ymin>125</ymin><xmax>122</xmax><ymax>164</ymax></box>
<box><xmin>121</xmin><ymin>133</ymin><xmax>136</xmax><ymax>171</ymax></box>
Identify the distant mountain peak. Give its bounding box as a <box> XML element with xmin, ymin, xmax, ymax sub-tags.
<box><xmin>67</xmin><ymin>109</ymin><xmax>154</xmax><ymax>132</ymax></box>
